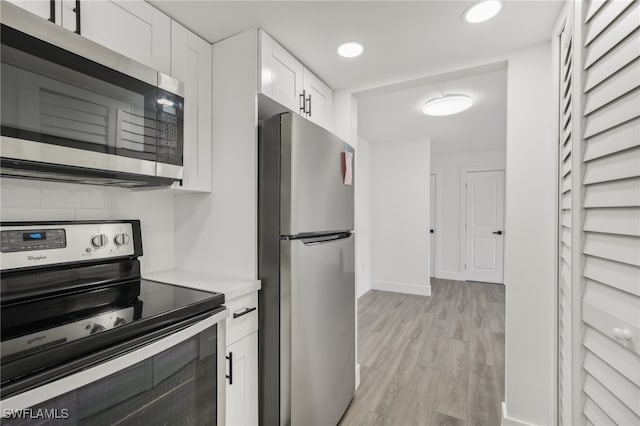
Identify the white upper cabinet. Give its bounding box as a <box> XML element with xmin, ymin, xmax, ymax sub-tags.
<box><xmin>259</xmin><ymin>30</ymin><xmax>333</xmax><ymax>130</ymax></box>
<box><xmin>62</xmin><ymin>0</ymin><xmax>171</xmax><ymax>75</ymax></box>
<box><xmin>10</xmin><ymin>0</ymin><xmax>171</xmax><ymax>74</ymax></box>
<box><xmin>170</xmin><ymin>21</ymin><xmax>212</xmax><ymax>193</ymax></box>
<box><xmin>259</xmin><ymin>30</ymin><xmax>304</xmax><ymax>114</ymax></box>
<box><xmin>6</xmin><ymin>0</ymin><xmax>62</xmax><ymax>23</ymax></box>
<box><xmin>302</xmin><ymin>67</ymin><xmax>333</xmax><ymax>129</ymax></box>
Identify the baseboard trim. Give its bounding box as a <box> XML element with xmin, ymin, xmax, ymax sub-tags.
<box><xmin>357</xmin><ymin>286</ymin><xmax>371</xmax><ymax>298</ymax></box>
<box><xmin>371</xmin><ymin>281</ymin><xmax>431</xmax><ymax>296</ymax></box>
<box><xmin>502</xmin><ymin>402</ymin><xmax>533</xmax><ymax>426</ymax></box>
<box><xmin>436</xmin><ymin>270</ymin><xmax>465</xmax><ymax>281</ymax></box>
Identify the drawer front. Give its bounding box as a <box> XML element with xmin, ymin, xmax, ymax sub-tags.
<box><xmin>226</xmin><ymin>292</ymin><xmax>258</xmax><ymax>346</ymax></box>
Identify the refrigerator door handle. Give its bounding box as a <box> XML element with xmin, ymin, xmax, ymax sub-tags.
<box><xmin>299</xmin><ymin>232</ymin><xmax>352</xmax><ymax>246</ymax></box>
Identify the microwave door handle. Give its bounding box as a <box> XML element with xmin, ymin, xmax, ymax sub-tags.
<box><xmin>114</xmin><ymin>108</ymin><xmax>122</xmax><ymax>153</ymax></box>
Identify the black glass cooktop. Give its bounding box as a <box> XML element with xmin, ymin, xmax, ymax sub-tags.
<box><xmin>0</xmin><ymin>278</ymin><xmax>225</xmax><ymax>397</ymax></box>
<box><xmin>137</xmin><ymin>279</ymin><xmax>224</xmax><ymax>319</ymax></box>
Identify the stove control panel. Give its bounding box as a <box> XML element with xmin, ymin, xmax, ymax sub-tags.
<box><xmin>0</xmin><ymin>221</ymin><xmax>137</xmax><ymax>270</ymax></box>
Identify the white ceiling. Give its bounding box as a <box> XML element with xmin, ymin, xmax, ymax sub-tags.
<box><xmin>357</xmin><ymin>65</ymin><xmax>507</xmax><ymax>155</ymax></box>
<box><xmin>150</xmin><ymin>0</ymin><xmax>563</xmax><ymax>91</ymax></box>
<box><xmin>151</xmin><ymin>0</ymin><xmax>562</xmax><ymax>154</ymax></box>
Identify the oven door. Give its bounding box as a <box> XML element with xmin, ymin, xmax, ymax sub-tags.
<box><xmin>0</xmin><ymin>311</ymin><xmax>227</xmax><ymax>426</ymax></box>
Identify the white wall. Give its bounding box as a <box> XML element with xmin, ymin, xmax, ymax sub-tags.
<box><xmin>0</xmin><ymin>179</ymin><xmax>175</xmax><ymax>274</ymax></box>
<box><xmin>173</xmin><ymin>29</ymin><xmax>258</xmax><ymax>279</ymax></box>
<box><xmin>334</xmin><ymin>91</ymin><xmax>370</xmax><ymax>298</ymax></box>
<box><xmin>431</xmin><ymin>149</ymin><xmax>506</xmax><ymax>281</ymax></box>
<box><xmin>355</xmin><ymin>136</ymin><xmax>372</xmax><ymax>297</ymax></box>
<box><xmin>503</xmin><ymin>42</ymin><xmax>556</xmax><ymax>426</ymax></box>
<box><xmin>370</xmin><ymin>138</ymin><xmax>431</xmax><ymax>296</ymax></box>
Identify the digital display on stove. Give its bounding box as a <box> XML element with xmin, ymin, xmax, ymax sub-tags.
<box><xmin>1</xmin><ymin>229</ymin><xmax>66</xmax><ymax>253</ymax></box>
<box><xmin>23</xmin><ymin>232</ymin><xmax>46</xmax><ymax>241</ymax></box>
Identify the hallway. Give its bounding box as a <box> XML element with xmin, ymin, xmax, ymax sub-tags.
<box><xmin>340</xmin><ymin>279</ymin><xmax>505</xmax><ymax>426</ymax></box>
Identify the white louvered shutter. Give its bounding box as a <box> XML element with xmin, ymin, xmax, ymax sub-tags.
<box><xmin>557</xmin><ymin>11</ymin><xmax>575</xmax><ymax>426</ymax></box>
<box><xmin>579</xmin><ymin>0</ymin><xmax>640</xmax><ymax>425</ymax></box>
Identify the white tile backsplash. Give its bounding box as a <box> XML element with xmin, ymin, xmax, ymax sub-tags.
<box><xmin>1</xmin><ymin>179</ymin><xmax>42</xmax><ymax>208</ymax></box>
<box><xmin>0</xmin><ymin>178</ymin><xmax>175</xmax><ymax>274</ymax></box>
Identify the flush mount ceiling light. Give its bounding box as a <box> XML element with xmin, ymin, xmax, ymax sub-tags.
<box><xmin>337</xmin><ymin>42</ymin><xmax>364</xmax><ymax>58</ymax></box>
<box><xmin>463</xmin><ymin>0</ymin><xmax>502</xmax><ymax>23</ymax></box>
<box><xmin>422</xmin><ymin>95</ymin><xmax>473</xmax><ymax>116</ymax></box>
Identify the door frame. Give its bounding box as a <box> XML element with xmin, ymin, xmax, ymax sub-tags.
<box><xmin>460</xmin><ymin>166</ymin><xmax>506</xmax><ymax>283</ymax></box>
<box><xmin>429</xmin><ymin>169</ymin><xmax>442</xmax><ymax>279</ymax></box>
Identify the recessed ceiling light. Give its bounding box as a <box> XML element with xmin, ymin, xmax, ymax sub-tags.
<box><xmin>337</xmin><ymin>42</ymin><xmax>364</xmax><ymax>58</ymax></box>
<box><xmin>464</xmin><ymin>0</ymin><xmax>502</xmax><ymax>23</ymax></box>
<box><xmin>422</xmin><ymin>95</ymin><xmax>473</xmax><ymax>116</ymax></box>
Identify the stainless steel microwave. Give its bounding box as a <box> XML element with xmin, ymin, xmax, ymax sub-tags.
<box><xmin>0</xmin><ymin>3</ymin><xmax>184</xmax><ymax>187</ymax></box>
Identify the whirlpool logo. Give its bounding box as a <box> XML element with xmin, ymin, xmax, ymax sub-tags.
<box><xmin>27</xmin><ymin>255</ymin><xmax>47</xmax><ymax>262</ymax></box>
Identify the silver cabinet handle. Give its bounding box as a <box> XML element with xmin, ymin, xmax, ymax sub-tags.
<box><xmin>233</xmin><ymin>307</ymin><xmax>256</xmax><ymax>319</ymax></box>
<box><xmin>73</xmin><ymin>0</ymin><xmax>81</xmax><ymax>35</ymax></box>
<box><xmin>49</xmin><ymin>0</ymin><xmax>56</xmax><ymax>23</ymax></box>
<box><xmin>299</xmin><ymin>90</ymin><xmax>307</xmax><ymax>114</ymax></box>
<box><xmin>226</xmin><ymin>352</ymin><xmax>233</xmax><ymax>385</ymax></box>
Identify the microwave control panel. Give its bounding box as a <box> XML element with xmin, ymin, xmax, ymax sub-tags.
<box><xmin>158</xmin><ymin>110</ymin><xmax>178</xmax><ymax>147</ymax></box>
<box><xmin>156</xmin><ymin>89</ymin><xmax>183</xmax><ymax>164</ymax></box>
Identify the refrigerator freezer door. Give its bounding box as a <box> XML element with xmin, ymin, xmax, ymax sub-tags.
<box><xmin>281</xmin><ymin>233</ymin><xmax>355</xmax><ymax>426</ymax></box>
<box><xmin>280</xmin><ymin>113</ymin><xmax>354</xmax><ymax>236</ymax></box>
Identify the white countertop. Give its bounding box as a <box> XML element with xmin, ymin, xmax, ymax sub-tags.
<box><xmin>143</xmin><ymin>269</ymin><xmax>261</xmax><ymax>301</ymax></box>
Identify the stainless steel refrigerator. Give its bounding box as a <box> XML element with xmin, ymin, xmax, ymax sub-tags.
<box><xmin>258</xmin><ymin>112</ymin><xmax>355</xmax><ymax>426</ymax></box>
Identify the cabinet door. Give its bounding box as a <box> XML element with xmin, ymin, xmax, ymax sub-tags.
<box><xmin>170</xmin><ymin>21</ymin><xmax>212</xmax><ymax>193</ymax></box>
<box><xmin>259</xmin><ymin>30</ymin><xmax>303</xmax><ymax>114</ymax></box>
<box><xmin>5</xmin><ymin>0</ymin><xmax>62</xmax><ymax>23</ymax></box>
<box><xmin>62</xmin><ymin>0</ymin><xmax>171</xmax><ymax>74</ymax></box>
<box><xmin>303</xmin><ymin>68</ymin><xmax>333</xmax><ymax>130</ymax></box>
<box><xmin>226</xmin><ymin>332</ymin><xmax>258</xmax><ymax>426</ymax></box>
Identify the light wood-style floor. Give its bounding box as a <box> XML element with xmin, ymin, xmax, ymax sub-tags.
<box><xmin>339</xmin><ymin>278</ymin><xmax>505</xmax><ymax>426</ymax></box>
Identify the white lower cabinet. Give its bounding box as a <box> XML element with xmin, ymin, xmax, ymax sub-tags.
<box><xmin>225</xmin><ymin>291</ymin><xmax>259</xmax><ymax>426</ymax></box>
<box><xmin>226</xmin><ymin>332</ymin><xmax>258</xmax><ymax>426</ymax></box>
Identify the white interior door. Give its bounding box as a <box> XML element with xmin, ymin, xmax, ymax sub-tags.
<box><xmin>430</xmin><ymin>174</ymin><xmax>436</xmax><ymax>278</ymax></box>
<box><xmin>465</xmin><ymin>170</ymin><xmax>505</xmax><ymax>283</ymax></box>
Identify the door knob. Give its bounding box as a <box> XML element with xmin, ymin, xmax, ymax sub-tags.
<box><xmin>492</xmin><ymin>230</ymin><xmax>503</xmax><ymax>235</ymax></box>
<box><xmin>613</xmin><ymin>328</ymin><xmax>631</xmax><ymax>341</ymax></box>
<box><xmin>430</xmin><ymin>229</ymin><xmax>434</xmax><ymax>234</ymax></box>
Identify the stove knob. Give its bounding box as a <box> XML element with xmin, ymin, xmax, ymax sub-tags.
<box><xmin>113</xmin><ymin>317</ymin><xmax>127</xmax><ymax>327</ymax></box>
<box><xmin>89</xmin><ymin>324</ymin><xmax>106</xmax><ymax>334</ymax></box>
<box><xmin>114</xmin><ymin>233</ymin><xmax>130</xmax><ymax>247</ymax></box>
<box><xmin>91</xmin><ymin>234</ymin><xmax>108</xmax><ymax>248</ymax></box>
